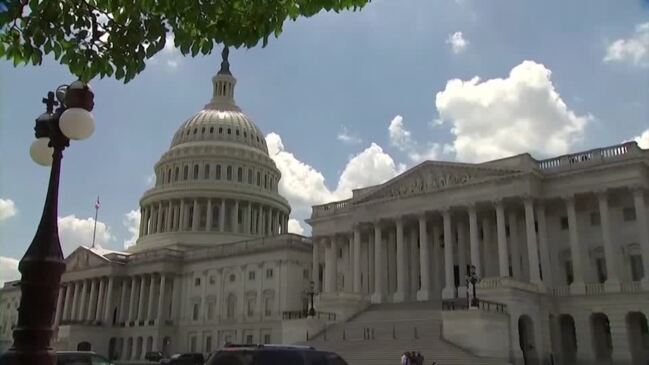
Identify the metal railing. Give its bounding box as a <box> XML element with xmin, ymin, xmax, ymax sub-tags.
<box><xmin>442</xmin><ymin>299</ymin><xmax>507</xmax><ymax>313</ymax></box>
<box><xmin>282</xmin><ymin>310</ymin><xmax>336</xmax><ymax>321</ymax></box>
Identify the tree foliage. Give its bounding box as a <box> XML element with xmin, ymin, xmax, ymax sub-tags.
<box><xmin>0</xmin><ymin>0</ymin><xmax>370</xmax><ymax>82</ymax></box>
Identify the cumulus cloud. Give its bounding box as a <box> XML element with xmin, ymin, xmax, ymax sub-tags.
<box><xmin>337</xmin><ymin>126</ymin><xmax>362</xmax><ymax>144</ymax></box>
<box><xmin>58</xmin><ymin>215</ymin><xmax>114</xmax><ymax>255</ymax></box>
<box><xmin>604</xmin><ymin>22</ymin><xmax>649</xmax><ymax>67</ymax></box>
<box><xmin>446</xmin><ymin>31</ymin><xmax>469</xmax><ymax>54</ymax></box>
<box><xmin>435</xmin><ymin>60</ymin><xmax>590</xmax><ymax>162</ymax></box>
<box><xmin>0</xmin><ymin>198</ymin><xmax>17</xmax><ymax>221</ymax></box>
<box><xmin>287</xmin><ymin>219</ymin><xmax>305</xmax><ymax>235</ymax></box>
<box><xmin>150</xmin><ymin>35</ymin><xmax>183</xmax><ymax>69</ymax></box>
<box><xmin>634</xmin><ymin>129</ymin><xmax>649</xmax><ymax>149</ymax></box>
<box><xmin>388</xmin><ymin>115</ymin><xmax>443</xmax><ymax>162</ymax></box>
<box><xmin>266</xmin><ymin>133</ymin><xmax>403</xmax><ymax>226</ymax></box>
<box><xmin>122</xmin><ymin>209</ymin><xmax>141</xmax><ymax>249</ymax></box>
<box><xmin>0</xmin><ymin>256</ymin><xmax>19</xmax><ymax>286</ymax></box>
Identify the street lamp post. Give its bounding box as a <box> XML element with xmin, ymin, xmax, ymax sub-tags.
<box><xmin>0</xmin><ymin>82</ymin><xmax>95</xmax><ymax>365</ymax></box>
<box><xmin>306</xmin><ymin>281</ymin><xmax>316</xmax><ymax>317</ymax></box>
<box><xmin>466</xmin><ymin>265</ymin><xmax>480</xmax><ymax>308</ymax></box>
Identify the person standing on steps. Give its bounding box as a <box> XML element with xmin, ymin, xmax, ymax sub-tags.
<box><xmin>401</xmin><ymin>352</ymin><xmax>409</xmax><ymax>365</ymax></box>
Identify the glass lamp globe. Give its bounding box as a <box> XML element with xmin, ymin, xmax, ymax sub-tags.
<box><xmin>59</xmin><ymin>108</ymin><xmax>95</xmax><ymax>140</ymax></box>
<box><xmin>30</xmin><ymin>137</ymin><xmax>53</xmax><ymax>166</ymax></box>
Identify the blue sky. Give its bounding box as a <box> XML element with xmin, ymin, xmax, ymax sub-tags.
<box><xmin>1</xmin><ymin>0</ymin><xmax>648</xmax><ymax>283</ymax></box>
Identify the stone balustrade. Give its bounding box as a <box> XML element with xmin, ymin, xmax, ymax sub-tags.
<box><xmin>311</xmin><ymin>199</ymin><xmax>352</xmax><ymax>218</ymax></box>
<box><xmin>536</xmin><ymin>142</ymin><xmax>639</xmax><ymax>172</ymax></box>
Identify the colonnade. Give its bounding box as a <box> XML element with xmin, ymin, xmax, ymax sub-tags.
<box><xmin>56</xmin><ymin>273</ymin><xmax>178</xmax><ymax>328</ymax></box>
<box><xmin>313</xmin><ymin>188</ymin><xmax>649</xmax><ymax>303</ymax></box>
<box><xmin>139</xmin><ymin>198</ymin><xmax>289</xmax><ymax>238</ymax></box>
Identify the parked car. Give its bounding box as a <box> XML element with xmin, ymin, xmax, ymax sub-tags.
<box><xmin>144</xmin><ymin>351</ymin><xmax>165</xmax><ymax>362</ymax></box>
<box><xmin>56</xmin><ymin>351</ymin><xmax>114</xmax><ymax>365</ymax></box>
<box><xmin>206</xmin><ymin>344</ymin><xmax>348</xmax><ymax>365</ymax></box>
<box><xmin>161</xmin><ymin>352</ymin><xmax>205</xmax><ymax>365</ymax></box>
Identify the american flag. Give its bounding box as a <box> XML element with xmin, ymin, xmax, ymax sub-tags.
<box><xmin>94</xmin><ymin>196</ymin><xmax>101</xmax><ymax>210</ymax></box>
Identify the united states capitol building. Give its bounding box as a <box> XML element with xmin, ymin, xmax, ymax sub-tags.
<box><xmin>1</xmin><ymin>52</ymin><xmax>649</xmax><ymax>365</ymax></box>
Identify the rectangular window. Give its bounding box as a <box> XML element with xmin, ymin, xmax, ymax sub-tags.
<box><xmin>266</xmin><ymin>269</ymin><xmax>273</xmax><ymax>279</ymax></box>
<box><xmin>590</xmin><ymin>212</ymin><xmax>601</xmax><ymax>226</ymax></box>
<box><xmin>247</xmin><ymin>298</ymin><xmax>255</xmax><ymax>317</ymax></box>
<box><xmin>303</xmin><ymin>269</ymin><xmax>310</xmax><ymax>279</ymax></box>
<box><xmin>246</xmin><ymin>335</ymin><xmax>254</xmax><ymax>344</ymax></box>
<box><xmin>623</xmin><ymin>207</ymin><xmax>637</xmax><ymax>221</ymax></box>
<box><xmin>249</xmin><ymin>271</ymin><xmax>256</xmax><ymax>280</ymax></box>
<box><xmin>263</xmin><ymin>334</ymin><xmax>271</xmax><ymax>344</ymax></box>
<box><xmin>264</xmin><ymin>297</ymin><xmax>272</xmax><ymax>316</ymax></box>
<box><xmin>560</xmin><ymin>216</ymin><xmax>569</xmax><ymax>230</ymax></box>
<box><xmin>207</xmin><ymin>302</ymin><xmax>215</xmax><ymax>320</ymax></box>
<box><xmin>630</xmin><ymin>254</ymin><xmax>644</xmax><ymax>281</ymax></box>
<box><xmin>194</xmin><ymin>277</ymin><xmax>201</xmax><ymax>286</ymax></box>
<box><xmin>190</xmin><ymin>336</ymin><xmax>197</xmax><ymax>352</ymax></box>
<box><xmin>564</xmin><ymin>261</ymin><xmax>574</xmax><ymax>285</ymax></box>
<box><xmin>192</xmin><ymin>303</ymin><xmax>200</xmax><ymax>321</ymax></box>
<box><xmin>205</xmin><ymin>335</ymin><xmax>212</xmax><ymax>353</ymax></box>
<box><xmin>596</xmin><ymin>257</ymin><xmax>607</xmax><ymax>283</ymax></box>
<box><xmin>209</xmin><ymin>276</ymin><xmax>216</xmax><ymax>285</ymax></box>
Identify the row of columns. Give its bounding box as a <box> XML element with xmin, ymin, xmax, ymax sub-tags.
<box><xmin>55</xmin><ymin>273</ymin><xmax>176</xmax><ymax>329</ymax></box>
<box><xmin>313</xmin><ymin>189</ymin><xmax>649</xmax><ymax>302</ymax></box>
<box><xmin>140</xmin><ymin>199</ymin><xmax>289</xmax><ymax>238</ymax></box>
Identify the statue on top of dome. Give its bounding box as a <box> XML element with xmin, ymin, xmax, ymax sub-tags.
<box><xmin>218</xmin><ymin>46</ymin><xmax>231</xmax><ymax>75</ymax></box>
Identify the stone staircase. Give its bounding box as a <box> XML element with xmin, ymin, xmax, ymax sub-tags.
<box><xmin>302</xmin><ymin>301</ymin><xmax>510</xmax><ymax>365</ymax></box>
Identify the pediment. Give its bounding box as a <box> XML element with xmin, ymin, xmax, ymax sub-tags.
<box><xmin>357</xmin><ymin>161</ymin><xmax>519</xmax><ymax>203</ymax></box>
<box><xmin>65</xmin><ymin>246</ymin><xmax>110</xmax><ymax>271</ymax></box>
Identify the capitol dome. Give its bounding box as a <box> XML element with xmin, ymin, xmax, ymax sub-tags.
<box><xmin>132</xmin><ymin>48</ymin><xmax>291</xmax><ymax>252</ymax></box>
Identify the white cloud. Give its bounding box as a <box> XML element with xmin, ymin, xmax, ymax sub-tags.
<box><xmin>122</xmin><ymin>209</ymin><xmax>141</xmax><ymax>249</ymax></box>
<box><xmin>0</xmin><ymin>256</ymin><xmax>19</xmax><ymax>286</ymax></box>
<box><xmin>446</xmin><ymin>31</ymin><xmax>469</xmax><ymax>54</ymax></box>
<box><xmin>604</xmin><ymin>22</ymin><xmax>649</xmax><ymax>67</ymax></box>
<box><xmin>633</xmin><ymin>129</ymin><xmax>649</xmax><ymax>149</ymax></box>
<box><xmin>58</xmin><ymin>215</ymin><xmax>114</xmax><ymax>255</ymax></box>
<box><xmin>150</xmin><ymin>35</ymin><xmax>182</xmax><ymax>69</ymax></box>
<box><xmin>0</xmin><ymin>198</ymin><xmax>17</xmax><ymax>221</ymax></box>
<box><xmin>337</xmin><ymin>126</ymin><xmax>362</xmax><ymax>144</ymax></box>
<box><xmin>435</xmin><ymin>60</ymin><xmax>590</xmax><ymax>162</ymax></box>
<box><xmin>145</xmin><ymin>173</ymin><xmax>156</xmax><ymax>187</ymax></box>
<box><xmin>388</xmin><ymin>115</ymin><xmax>442</xmax><ymax>163</ymax></box>
<box><xmin>287</xmin><ymin>219</ymin><xmax>305</xmax><ymax>235</ymax></box>
<box><xmin>266</xmin><ymin>133</ymin><xmax>403</xmax><ymax>227</ymax></box>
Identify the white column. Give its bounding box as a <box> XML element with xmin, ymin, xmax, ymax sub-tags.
<box><xmin>256</xmin><ymin>205</ymin><xmax>263</xmax><ymax>236</ymax></box>
<box><xmin>524</xmin><ymin>197</ymin><xmax>542</xmax><ymax>285</ymax></box>
<box><xmin>128</xmin><ymin>277</ymin><xmax>137</xmax><ymax>323</ymax></box>
<box><xmin>273</xmin><ymin>209</ymin><xmax>280</xmax><ymax>235</ymax></box>
<box><xmin>266</xmin><ymin>207</ymin><xmax>272</xmax><ymax>236</ymax></box>
<box><xmin>156</xmin><ymin>202</ymin><xmax>163</xmax><ymax>233</ymax></box>
<box><xmin>206</xmin><ymin>199</ymin><xmax>213</xmax><ymax>231</ymax></box>
<box><xmin>95</xmin><ymin>278</ymin><xmax>106</xmax><ymax>322</ymax></box>
<box><xmin>468</xmin><ymin>204</ymin><xmax>481</xmax><ymax>276</ymax></box>
<box><xmin>495</xmin><ymin>200</ymin><xmax>509</xmax><ymax>277</ymax></box>
<box><xmin>70</xmin><ymin>281</ymin><xmax>80</xmax><ymax>321</ymax></box>
<box><xmin>597</xmin><ymin>191</ymin><xmax>621</xmax><ymax>291</ymax></box>
<box><xmin>565</xmin><ymin>195</ymin><xmax>586</xmax><ymax>294</ymax></box>
<box><xmin>192</xmin><ymin>199</ymin><xmax>199</xmax><ymax>231</ymax></box>
<box><xmin>54</xmin><ymin>286</ymin><xmax>65</xmax><ymax>328</ymax></box>
<box><xmin>632</xmin><ymin>188</ymin><xmax>649</xmax><ymax>288</ymax></box>
<box><xmin>394</xmin><ymin>217</ymin><xmax>406</xmax><ymax>302</ymax></box>
<box><xmin>157</xmin><ymin>274</ymin><xmax>167</xmax><ymax>323</ymax></box>
<box><xmin>171</xmin><ymin>275</ymin><xmax>181</xmax><ymax>321</ymax></box>
<box><xmin>78</xmin><ymin>280</ymin><xmax>88</xmax><ymax>321</ymax></box>
<box><xmin>536</xmin><ymin>203</ymin><xmax>552</xmax><ymax>286</ymax></box>
<box><xmin>166</xmin><ymin>201</ymin><xmax>173</xmax><ymax>232</ymax></box>
<box><xmin>312</xmin><ymin>240</ymin><xmax>321</xmax><ymax>292</ymax></box>
<box><xmin>417</xmin><ymin>214</ymin><xmax>431</xmax><ymax>300</ymax></box>
<box><xmin>457</xmin><ymin>219</ymin><xmax>468</xmax><ymax>298</ymax></box>
<box><xmin>246</xmin><ymin>202</ymin><xmax>252</xmax><ymax>235</ymax></box>
<box><xmin>137</xmin><ymin>275</ymin><xmax>148</xmax><ymax>323</ymax></box>
<box><xmin>179</xmin><ymin>200</ymin><xmax>186</xmax><ymax>231</ymax></box>
<box><xmin>344</xmin><ymin>236</ymin><xmax>352</xmax><ymax>293</ymax></box>
<box><xmin>371</xmin><ymin>222</ymin><xmax>384</xmax><ymax>303</ymax></box>
<box><xmin>481</xmin><ymin>217</ymin><xmax>494</xmax><ymax>277</ymax></box>
<box><xmin>139</xmin><ymin>207</ymin><xmax>146</xmax><ymax>236</ymax></box>
<box><xmin>220</xmin><ymin>199</ymin><xmax>226</xmax><ymax>232</ymax></box>
<box><xmin>63</xmin><ymin>283</ymin><xmax>73</xmax><ymax>321</ymax></box>
<box><xmin>103</xmin><ymin>277</ymin><xmax>115</xmax><ymax>323</ymax></box>
<box><xmin>234</xmin><ymin>200</ymin><xmax>240</xmax><ymax>233</ymax></box>
<box><xmin>325</xmin><ymin>237</ymin><xmax>337</xmax><ymax>294</ymax></box>
<box><xmin>508</xmin><ymin>211</ymin><xmax>522</xmax><ymax>280</ymax></box>
<box><xmin>442</xmin><ymin>209</ymin><xmax>455</xmax><ymax>299</ymax></box>
<box><xmin>353</xmin><ymin>225</ymin><xmax>362</xmax><ymax>293</ymax></box>
<box><xmin>147</xmin><ymin>274</ymin><xmax>157</xmax><ymax>322</ymax></box>
<box><xmin>119</xmin><ymin>279</ymin><xmax>128</xmax><ymax>323</ymax></box>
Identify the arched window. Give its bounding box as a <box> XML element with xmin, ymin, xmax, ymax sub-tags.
<box><xmin>226</xmin><ymin>293</ymin><xmax>236</xmax><ymax>319</ymax></box>
<box><xmin>237</xmin><ymin>167</ymin><xmax>243</xmax><ymax>182</ymax></box>
<box><xmin>219</xmin><ymin>127</ymin><xmax>223</xmax><ymax>134</ymax></box>
<box><xmin>167</xmin><ymin>169</ymin><xmax>171</xmax><ymax>183</ymax></box>
<box><xmin>210</xmin><ymin>127</ymin><xmax>214</xmax><ymax>134</ymax></box>
<box><xmin>204</xmin><ymin>164</ymin><xmax>210</xmax><ymax>179</ymax></box>
<box><xmin>227</xmin><ymin>128</ymin><xmax>231</xmax><ymax>135</ymax></box>
<box><xmin>201</xmin><ymin>127</ymin><xmax>205</xmax><ymax>134</ymax></box>
<box><xmin>193</xmin><ymin>164</ymin><xmax>199</xmax><ymax>179</ymax></box>
<box><xmin>183</xmin><ymin>166</ymin><xmax>189</xmax><ymax>180</ymax></box>
<box><xmin>227</xmin><ymin>166</ymin><xmax>232</xmax><ymax>181</ymax></box>
<box><xmin>216</xmin><ymin>165</ymin><xmax>222</xmax><ymax>179</ymax></box>
<box><xmin>236</xmin><ymin>129</ymin><xmax>240</xmax><ymax>136</ymax></box>
<box><xmin>257</xmin><ymin>171</ymin><xmax>261</xmax><ymax>186</ymax></box>
<box><xmin>264</xmin><ymin>175</ymin><xmax>268</xmax><ymax>189</ymax></box>
<box><xmin>174</xmin><ymin>167</ymin><xmax>179</xmax><ymax>181</ymax></box>
<box><xmin>248</xmin><ymin>169</ymin><xmax>253</xmax><ymax>184</ymax></box>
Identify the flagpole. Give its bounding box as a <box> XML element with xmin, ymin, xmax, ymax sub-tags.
<box><xmin>92</xmin><ymin>196</ymin><xmax>99</xmax><ymax>248</ymax></box>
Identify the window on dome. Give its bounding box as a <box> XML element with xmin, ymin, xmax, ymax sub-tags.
<box><xmin>248</xmin><ymin>169</ymin><xmax>253</xmax><ymax>184</ymax></box>
<box><xmin>256</xmin><ymin>136</ymin><xmax>259</xmax><ymax>142</ymax></box>
<box><xmin>264</xmin><ymin>175</ymin><xmax>268</xmax><ymax>189</ymax></box>
<box><xmin>244</xmin><ymin>131</ymin><xmax>247</xmax><ymax>138</ymax></box>
<box><xmin>201</xmin><ymin>127</ymin><xmax>205</xmax><ymax>134</ymax></box>
<box><xmin>237</xmin><ymin>167</ymin><xmax>243</xmax><ymax>182</ymax></box>
<box><xmin>193</xmin><ymin>164</ymin><xmax>199</xmax><ymax>179</ymax></box>
<box><xmin>167</xmin><ymin>169</ymin><xmax>171</xmax><ymax>183</ymax></box>
<box><xmin>236</xmin><ymin>129</ymin><xmax>240</xmax><ymax>136</ymax></box>
<box><xmin>227</xmin><ymin>128</ymin><xmax>231</xmax><ymax>135</ymax></box>
<box><xmin>193</xmin><ymin>128</ymin><xmax>197</xmax><ymax>135</ymax></box>
<box><xmin>204</xmin><ymin>164</ymin><xmax>210</xmax><ymax>179</ymax></box>
<box><xmin>227</xmin><ymin>166</ymin><xmax>232</xmax><ymax>181</ymax></box>
<box><xmin>216</xmin><ymin>165</ymin><xmax>222</xmax><ymax>179</ymax></box>
<box><xmin>210</xmin><ymin>127</ymin><xmax>214</xmax><ymax>134</ymax></box>
<box><xmin>174</xmin><ymin>167</ymin><xmax>179</xmax><ymax>181</ymax></box>
<box><xmin>257</xmin><ymin>171</ymin><xmax>261</xmax><ymax>186</ymax></box>
<box><xmin>183</xmin><ymin>166</ymin><xmax>189</xmax><ymax>180</ymax></box>
<box><xmin>219</xmin><ymin>127</ymin><xmax>223</xmax><ymax>134</ymax></box>
<box><xmin>186</xmin><ymin>130</ymin><xmax>190</xmax><ymax>136</ymax></box>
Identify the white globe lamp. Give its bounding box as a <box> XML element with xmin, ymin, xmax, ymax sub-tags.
<box><xmin>59</xmin><ymin>108</ymin><xmax>95</xmax><ymax>140</ymax></box>
<box><xmin>30</xmin><ymin>137</ymin><xmax>53</xmax><ymax>166</ymax></box>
